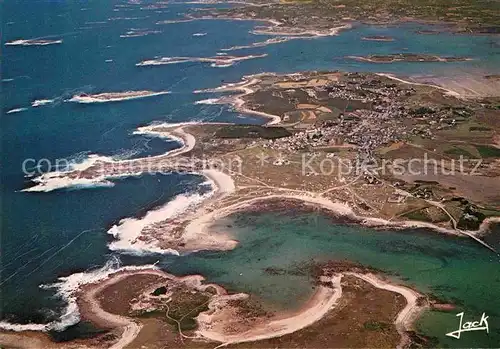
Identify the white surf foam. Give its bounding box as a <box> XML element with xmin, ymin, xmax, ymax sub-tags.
<box><xmin>136</xmin><ymin>57</ymin><xmax>192</xmax><ymax>66</ymax></box>
<box><xmin>22</xmin><ymin>176</ymin><xmax>116</xmax><ymax>193</ymax></box>
<box><xmin>0</xmin><ymin>257</ymin><xmax>158</xmax><ymax>332</ymax></box>
<box><xmin>0</xmin><ymin>321</ymin><xmax>48</xmax><ymax>332</ymax></box>
<box><xmin>156</xmin><ymin>19</ymin><xmax>195</xmax><ymax>24</ymax></box>
<box><xmin>194</xmin><ymin>98</ymin><xmax>221</xmax><ymax>105</ymax></box>
<box><xmin>120</xmin><ymin>29</ymin><xmax>161</xmax><ymax>38</ymax></box>
<box><xmin>107</xmin><ymin>190</ymin><xmax>213</xmax><ymax>255</ymax></box>
<box><xmin>31</xmin><ymin>99</ymin><xmax>55</xmax><ymax>107</ymax></box>
<box><xmin>6</xmin><ymin>107</ymin><xmax>28</xmax><ymax>114</ymax></box>
<box><xmin>69</xmin><ymin>154</ymin><xmax>114</xmax><ymax>171</ymax></box>
<box><xmin>137</xmin><ymin>54</ymin><xmax>267</xmax><ymax>67</ymax></box>
<box><xmin>22</xmin><ymin>122</ymin><xmax>202</xmax><ymax>193</ymax></box>
<box><xmin>22</xmin><ymin>154</ymin><xmax>117</xmax><ymax>192</ymax></box>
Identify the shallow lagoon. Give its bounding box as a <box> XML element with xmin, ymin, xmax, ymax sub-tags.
<box><xmin>170</xmin><ymin>212</ymin><xmax>500</xmax><ymax>348</ymax></box>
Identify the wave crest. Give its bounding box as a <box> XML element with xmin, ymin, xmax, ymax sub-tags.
<box><xmin>107</xmin><ymin>190</ymin><xmax>214</xmax><ymax>255</ymax></box>
<box><xmin>0</xmin><ymin>257</ymin><xmax>158</xmax><ymax>332</ymax></box>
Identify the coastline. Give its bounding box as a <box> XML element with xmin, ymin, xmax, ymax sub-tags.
<box><xmin>195</xmin><ymin>76</ymin><xmax>283</xmax><ymax>125</ymax></box>
<box><xmin>197</xmin><ymin>274</ymin><xmax>344</xmax><ymax>346</ymax></box>
<box><xmin>349</xmin><ymin>273</ymin><xmax>425</xmax><ymax>349</ymax></box>
<box><xmin>0</xmin><ymin>266</ymin><xmax>426</xmax><ymax>349</ymax></box>
<box><xmin>188</xmin><ymin>0</ymin><xmax>500</xmax><ymax>36</ymax></box>
<box><xmin>8</xmin><ymin>75</ymin><xmax>499</xmax><ymax>344</ymax></box>
<box><xmin>4</xmin><ymin>0</ymin><xmax>500</xmax><ymax>348</ymax></box>
<box><xmin>21</xmin><ymin>118</ymin><xmax>499</xmax><ymax>252</ymax></box>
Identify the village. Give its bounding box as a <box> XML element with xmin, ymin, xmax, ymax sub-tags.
<box><xmin>239</xmin><ymin>71</ymin><xmax>472</xmax><ymax>163</ymax></box>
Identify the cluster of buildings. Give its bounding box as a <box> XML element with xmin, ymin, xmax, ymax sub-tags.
<box><xmin>263</xmin><ymin>75</ymin><xmax>472</xmax><ymax>160</ymax></box>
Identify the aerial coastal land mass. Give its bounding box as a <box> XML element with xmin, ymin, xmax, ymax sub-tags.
<box><xmin>6</xmin><ymin>72</ymin><xmax>500</xmax><ymax>347</ymax></box>
<box><xmin>0</xmin><ymin>263</ymin><xmax>428</xmax><ymax>349</ymax></box>
<box><xmin>23</xmin><ymin>71</ymin><xmax>500</xmax><ymax>236</ymax></box>
<box><xmin>191</xmin><ymin>0</ymin><xmax>500</xmax><ymax>35</ymax></box>
<box><xmin>1</xmin><ymin>0</ymin><xmax>500</xmax><ymax>348</ymax></box>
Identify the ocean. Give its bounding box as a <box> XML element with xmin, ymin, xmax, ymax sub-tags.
<box><xmin>1</xmin><ymin>0</ymin><xmax>500</xmax><ymax>347</ymax></box>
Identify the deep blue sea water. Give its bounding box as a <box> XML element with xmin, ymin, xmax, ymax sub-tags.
<box><xmin>1</xmin><ymin>0</ymin><xmax>500</xmax><ymax>346</ymax></box>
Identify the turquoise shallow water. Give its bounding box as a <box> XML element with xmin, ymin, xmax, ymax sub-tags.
<box><xmin>1</xmin><ymin>0</ymin><xmax>500</xmax><ymax>346</ymax></box>
<box><xmin>169</xmin><ymin>212</ymin><xmax>500</xmax><ymax>348</ymax></box>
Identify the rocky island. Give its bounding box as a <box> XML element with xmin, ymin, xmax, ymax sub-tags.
<box><xmin>67</xmin><ymin>91</ymin><xmax>170</xmax><ymax>103</ymax></box>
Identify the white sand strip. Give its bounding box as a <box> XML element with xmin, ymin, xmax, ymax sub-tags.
<box><xmin>348</xmin><ymin>273</ymin><xmax>425</xmax><ymax>349</ymax></box>
<box><xmin>198</xmin><ymin>274</ymin><xmax>343</xmax><ymax>346</ymax></box>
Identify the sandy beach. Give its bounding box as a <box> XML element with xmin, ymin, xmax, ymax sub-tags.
<box><xmin>197</xmin><ymin>274</ymin><xmax>343</xmax><ymax>346</ymax></box>
<box><xmin>24</xmin><ymin>268</ymin><xmax>425</xmax><ymax>349</ymax></box>
<box><xmin>195</xmin><ymin>76</ymin><xmax>282</xmax><ymax>125</ymax></box>
<box><xmin>181</xmin><ymin>192</ymin><xmax>467</xmax><ymax>254</ymax></box>
<box><xmin>348</xmin><ymin>273</ymin><xmax>426</xmax><ymax>349</ymax></box>
<box><xmin>375</xmin><ymin>73</ymin><xmax>463</xmax><ymax>98</ymax></box>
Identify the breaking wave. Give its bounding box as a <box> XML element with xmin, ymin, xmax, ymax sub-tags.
<box><xmin>120</xmin><ymin>29</ymin><xmax>161</xmax><ymax>38</ymax></box>
<box><xmin>22</xmin><ymin>154</ymin><xmax>117</xmax><ymax>193</ymax></box>
<box><xmin>6</xmin><ymin>107</ymin><xmax>28</xmax><ymax>114</ymax></box>
<box><xmin>0</xmin><ymin>257</ymin><xmax>158</xmax><ymax>332</ymax></box>
<box><xmin>194</xmin><ymin>98</ymin><xmax>221</xmax><ymax>105</ymax></box>
<box><xmin>5</xmin><ymin>39</ymin><xmax>63</xmax><ymax>46</ymax></box>
<box><xmin>107</xmin><ymin>190</ymin><xmax>214</xmax><ymax>255</ymax></box>
<box><xmin>31</xmin><ymin>99</ymin><xmax>56</xmax><ymax>107</ymax></box>
<box><xmin>136</xmin><ymin>54</ymin><xmax>267</xmax><ymax>68</ymax></box>
<box><xmin>22</xmin><ymin>122</ymin><xmax>200</xmax><ymax>193</ymax></box>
